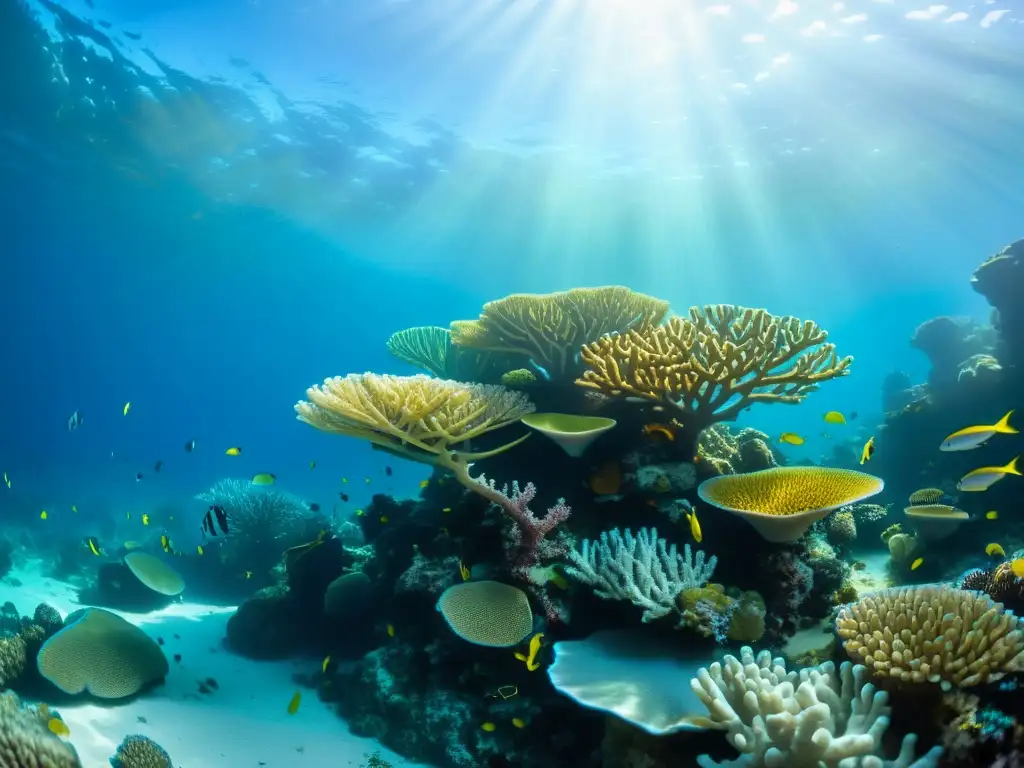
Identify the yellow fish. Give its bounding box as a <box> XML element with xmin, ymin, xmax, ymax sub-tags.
<box><xmin>823</xmin><ymin>411</ymin><xmax>846</xmax><ymax>425</ymax></box>
<box><xmin>986</xmin><ymin>543</ymin><xmax>1007</xmax><ymax>558</ymax></box>
<box><xmin>686</xmin><ymin>509</ymin><xmax>702</xmax><ymax>543</ymax></box>
<box><xmin>322</xmin><ymin>656</ymin><xmax>331</xmax><ymax>674</ymax></box>
<box><xmin>40</xmin><ymin>510</ymin><xmax>47</xmax><ymax>520</ymax></box>
<box><xmin>71</xmin><ymin>504</ymin><xmax>77</xmax><ymax>513</ymax></box>
<box><xmin>987</xmin><ymin>511</ymin><xmax>999</xmax><ymax>520</ymax></box>
<box><xmin>419</xmin><ymin>479</ymin><xmax>430</xmax><ymax>489</ymax></box>
<box><xmin>251</xmin><ymin>473</ymin><xmax>276</xmax><ymax>486</ymax></box>
<box><xmin>442</xmin><ymin>507</ymin><xmax>452</xmax><ymax>513</ymax></box>
<box><xmin>514</xmin><ymin>632</ymin><xmax>544</xmax><ymax>672</ymax></box>
<box><xmin>459</xmin><ymin>561</ymin><xmax>471</xmax><ymax>581</ymax></box>
<box><xmin>160</xmin><ymin>535</ymin><xmax>173</xmax><ymax>554</ymax></box>
<box><xmin>1011</xmin><ymin>559</ymin><xmax>1024</xmax><ymax>579</ymax></box>
<box><xmin>387</xmin><ymin>623</ymin><xmax>395</xmax><ymax>637</ymax></box>
<box><xmin>910</xmin><ymin>557</ymin><xmax>924</xmax><ymax>571</ymax></box>
<box><xmin>778</xmin><ymin>432</ymin><xmax>805</xmax><ymax>446</ymax></box>
<box><xmin>860</xmin><ymin>436</ymin><xmax>875</xmax><ymax>465</ymax></box>
<box><xmin>225</xmin><ymin>447</ymin><xmax>242</xmax><ymax>456</ymax></box>
<box><xmin>2</xmin><ymin>472</ymin><xmax>9</xmax><ymax>488</ymax></box>
<box><xmin>123</xmin><ymin>401</ymin><xmax>131</xmax><ymax>416</ymax></box>
<box><xmin>141</xmin><ymin>513</ymin><xmax>150</xmax><ymax>526</ymax></box>
<box><xmin>958</xmin><ymin>457</ymin><xmax>1021</xmax><ymax>492</ymax></box>
<box><xmin>47</xmin><ymin>717</ymin><xmax>70</xmax><ymax>738</ymax></box>
<box><xmin>940</xmin><ymin>410</ymin><xmax>1017</xmax><ymax>451</ymax></box>
<box><xmin>287</xmin><ymin>691</ymin><xmax>301</xmax><ymax>715</ymax></box>
<box><xmin>480</xmin><ymin>722</ymin><xmax>496</xmax><ymax>732</ymax></box>
<box><xmin>380</xmin><ymin>515</ymin><xmax>389</xmax><ymax>524</ymax></box>
<box><xmin>511</xmin><ymin>718</ymin><xmax>526</xmax><ymax>729</ymax></box>
<box><xmin>85</xmin><ymin>537</ymin><xmax>102</xmax><ymax>556</ymax></box>
<box><xmin>197</xmin><ymin>545</ymin><xmax>204</xmax><ymax>556</ymax></box>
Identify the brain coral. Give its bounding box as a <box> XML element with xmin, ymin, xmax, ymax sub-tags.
<box><xmin>37</xmin><ymin>608</ymin><xmax>168</xmax><ymax>699</ymax></box>
<box><xmin>0</xmin><ymin>690</ymin><xmax>82</xmax><ymax>767</ymax></box>
<box><xmin>436</xmin><ymin>581</ymin><xmax>533</xmax><ymax>647</ymax></box>
<box><xmin>109</xmin><ymin>734</ymin><xmax>173</xmax><ymax>768</ymax></box>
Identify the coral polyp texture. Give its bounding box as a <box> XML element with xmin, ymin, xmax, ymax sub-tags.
<box><xmin>0</xmin><ymin>691</ymin><xmax>82</xmax><ymax>768</ymax></box>
<box><xmin>450</xmin><ymin>286</ymin><xmax>669</xmax><ymax>379</ymax></box>
<box><xmin>835</xmin><ymin>586</ymin><xmax>1024</xmax><ymax>688</ymax></box>
<box><xmin>296</xmin><ymin>373</ymin><xmax>534</xmax><ymax>463</ymax></box>
<box><xmin>697</xmin><ymin>467</ymin><xmax>884</xmax><ymax>543</ymax></box>
<box><xmin>385</xmin><ymin>325</ymin><xmax>453</xmax><ymax>378</ymax></box>
<box><xmin>576</xmin><ymin>305</ymin><xmax>852</xmax><ymax>437</ymax></box>
<box><xmin>436</xmin><ymin>581</ymin><xmax>533</xmax><ymax>647</ymax></box>
<box><xmin>690</xmin><ymin>646</ymin><xmax>943</xmax><ymax>767</ymax></box>
<box><xmin>109</xmin><ymin>734</ymin><xmax>173</xmax><ymax>768</ymax></box>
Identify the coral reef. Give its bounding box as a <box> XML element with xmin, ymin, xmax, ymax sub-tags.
<box><xmin>0</xmin><ymin>690</ymin><xmax>81</xmax><ymax>767</ymax></box>
<box><xmin>109</xmin><ymin>734</ymin><xmax>173</xmax><ymax>768</ymax></box>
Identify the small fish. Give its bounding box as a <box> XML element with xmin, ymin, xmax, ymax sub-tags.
<box><xmin>251</xmin><ymin>473</ymin><xmax>276</xmax><ymax>486</ymax></box>
<box><xmin>71</xmin><ymin>504</ymin><xmax>77</xmax><ymax>513</ymax></box>
<box><xmin>161</xmin><ymin>535</ymin><xmax>174</xmax><ymax>554</ymax></box>
<box><xmin>84</xmin><ymin>537</ymin><xmax>102</xmax><ymax>556</ymax></box>
<box><xmin>135</xmin><ymin>473</ymin><xmax>143</xmax><ymax>482</ymax></box>
<box><xmin>339</xmin><ymin>493</ymin><xmax>349</xmax><ymax>502</ymax></box>
<box><xmin>459</xmin><ymin>561</ymin><xmax>471</xmax><ymax>581</ymax></box>
<box><xmin>910</xmin><ymin>557</ymin><xmax>924</xmax><ymax>571</ymax></box>
<box><xmin>141</xmin><ymin>513</ymin><xmax>150</xmax><ymax>526</ymax></box>
<box><xmin>987</xmin><ymin>511</ymin><xmax>999</xmax><ymax>520</ymax></box>
<box><xmin>67</xmin><ymin>410</ymin><xmax>82</xmax><ymax>431</ymax></box>
<box><xmin>123</xmin><ymin>401</ymin><xmax>131</xmax><ymax>416</ymax></box>
<box><xmin>514</xmin><ymin>632</ymin><xmax>544</xmax><ymax>672</ymax></box>
<box><xmin>419</xmin><ymin>480</ymin><xmax>429</xmax><ymax>489</ymax></box>
<box><xmin>380</xmin><ymin>515</ymin><xmax>389</xmax><ymax>524</ymax></box>
<box><xmin>860</xmin><ymin>437</ymin><xmax>875</xmax><ymax>465</ymax></box>
<box><xmin>986</xmin><ymin>543</ymin><xmax>1007</xmax><ymax>558</ymax></box>
<box><xmin>365</xmin><ymin>477</ymin><xmax>371</xmax><ymax>484</ymax></box>
<box><xmin>157</xmin><ymin>637</ymin><xmax>165</xmax><ymax>645</ymax></box>
<box><xmin>1011</xmin><ymin>559</ymin><xmax>1024</xmax><ymax>579</ymax></box>
<box><xmin>197</xmin><ymin>545</ymin><xmax>204</xmax><ymax>556</ymax></box>
<box><xmin>686</xmin><ymin>509</ymin><xmax>702</xmax><ymax>543</ymax></box>
<box><xmin>958</xmin><ymin>457</ymin><xmax>1021</xmax><ymax>492</ymax></box>
<box><xmin>245</xmin><ymin>570</ymin><xmax>253</xmax><ymax>579</ymax></box>
<box><xmin>202</xmin><ymin>505</ymin><xmax>230</xmax><ymax>537</ymax></box>
<box><xmin>779</xmin><ymin>432</ymin><xmax>805</xmax><ymax>446</ymax></box>
<box><xmin>154</xmin><ymin>460</ymin><xmax>163</xmax><ymax>473</ymax></box>
<box><xmin>341</xmin><ymin>477</ymin><xmax>349</xmax><ymax>483</ymax></box>
<box><xmin>643</xmin><ymin>423</ymin><xmax>675</xmax><ymax>441</ymax></box>
<box><xmin>287</xmin><ymin>692</ymin><xmax>301</xmax><ymax>715</ymax></box>
<box><xmin>2</xmin><ymin>472</ymin><xmax>9</xmax><ymax>489</ymax></box>
<box><xmin>823</xmin><ymin>411</ymin><xmax>846</xmax><ymax>425</ymax></box>
<box><xmin>940</xmin><ymin>410</ymin><xmax>1017</xmax><ymax>452</ymax></box>
<box><xmin>185</xmin><ymin>439</ymin><xmax>196</xmax><ymax>453</ymax></box>
<box><xmin>40</xmin><ymin>510</ymin><xmax>47</xmax><ymax>520</ymax></box>
<box><xmin>225</xmin><ymin>447</ymin><xmax>242</xmax><ymax>456</ymax></box>
<box><xmin>173</xmin><ymin>653</ymin><xmax>182</xmax><ymax>663</ymax></box>
<box><xmin>480</xmin><ymin>722</ymin><xmax>496</xmax><ymax>732</ymax></box>
<box><xmin>442</xmin><ymin>507</ymin><xmax>452</xmax><ymax>513</ymax></box>
<box><xmin>309</xmin><ymin>460</ymin><xmax>316</xmax><ymax>470</ymax></box>
<box><xmin>512</xmin><ymin>718</ymin><xmax>526</xmax><ymax>729</ymax></box>
<box><xmin>387</xmin><ymin>623</ymin><xmax>395</xmax><ymax>637</ymax></box>
<box><xmin>355</xmin><ymin>509</ymin><xmax>365</xmax><ymax>517</ymax></box>
<box><xmin>850</xmin><ymin>411</ymin><xmax>858</xmax><ymax>419</ymax></box>
<box><xmin>126</xmin><ymin>511</ymin><xmax>131</xmax><ymax>520</ymax></box>
<box><xmin>385</xmin><ymin>466</ymin><xmax>393</xmax><ymax>476</ymax></box>
<box><xmin>322</xmin><ymin>656</ymin><xmax>331</xmax><ymax>674</ymax></box>
<box><xmin>47</xmin><ymin>717</ymin><xmax>70</xmax><ymax>738</ymax></box>
<box><xmin>308</xmin><ymin>502</ymin><xmax>321</xmax><ymax>512</ymax></box>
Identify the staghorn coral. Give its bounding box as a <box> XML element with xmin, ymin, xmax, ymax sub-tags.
<box><xmin>836</xmin><ymin>586</ymin><xmax>1024</xmax><ymax>688</ymax></box>
<box><xmin>451</xmin><ymin>286</ymin><xmax>669</xmax><ymax>379</ymax></box>
<box><xmin>109</xmin><ymin>734</ymin><xmax>173</xmax><ymax>768</ymax></box>
<box><xmin>0</xmin><ymin>690</ymin><xmax>82</xmax><ymax>767</ymax></box>
<box><xmin>577</xmin><ymin>306</ymin><xmax>851</xmax><ymax>441</ymax></box>
<box><xmin>690</xmin><ymin>646</ymin><xmax>943</xmax><ymax>767</ymax></box>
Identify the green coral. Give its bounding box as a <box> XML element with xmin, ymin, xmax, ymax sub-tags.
<box><xmin>109</xmin><ymin>734</ymin><xmax>173</xmax><ymax>768</ymax></box>
<box><xmin>500</xmin><ymin>368</ymin><xmax>537</xmax><ymax>387</ymax></box>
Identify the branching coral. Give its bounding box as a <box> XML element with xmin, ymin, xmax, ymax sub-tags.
<box><xmin>578</xmin><ymin>306</ymin><xmax>851</xmax><ymax>442</ymax></box>
<box><xmin>451</xmin><ymin>286</ymin><xmax>669</xmax><ymax>379</ymax></box>
<box><xmin>565</xmin><ymin>527</ymin><xmax>717</xmax><ymax>624</ymax></box>
<box><xmin>836</xmin><ymin>586</ymin><xmax>1024</xmax><ymax>688</ymax></box>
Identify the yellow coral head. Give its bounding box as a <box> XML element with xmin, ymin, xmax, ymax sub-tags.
<box><xmin>520</xmin><ymin>413</ymin><xmax>616</xmax><ymax>457</ymax></box>
<box><xmin>697</xmin><ymin>466</ymin><xmax>884</xmax><ymax>543</ymax></box>
<box><xmin>904</xmin><ymin>504</ymin><xmax>970</xmax><ymax>541</ymax></box>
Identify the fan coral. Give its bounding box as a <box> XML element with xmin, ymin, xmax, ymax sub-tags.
<box><xmin>385</xmin><ymin>326</ymin><xmax>453</xmax><ymax>378</ymax></box>
<box><xmin>835</xmin><ymin>586</ymin><xmax>1024</xmax><ymax>688</ymax></box>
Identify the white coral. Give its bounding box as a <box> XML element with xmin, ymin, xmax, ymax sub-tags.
<box><xmin>691</xmin><ymin>646</ymin><xmax>943</xmax><ymax>768</ymax></box>
<box><xmin>564</xmin><ymin>527</ymin><xmax>716</xmax><ymax>622</ymax></box>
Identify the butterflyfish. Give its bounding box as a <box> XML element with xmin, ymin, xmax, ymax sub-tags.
<box><xmin>141</xmin><ymin>513</ymin><xmax>150</xmax><ymax>526</ymax></box>
<box><xmin>940</xmin><ymin>410</ymin><xmax>1017</xmax><ymax>452</ymax></box>
<box><xmin>202</xmin><ymin>505</ymin><xmax>230</xmax><ymax>537</ymax></box>
<box><xmin>779</xmin><ymin>432</ymin><xmax>805</xmax><ymax>446</ymax></box>
<box><xmin>686</xmin><ymin>509</ymin><xmax>702</xmax><ymax>543</ymax></box>
<box><xmin>986</xmin><ymin>543</ymin><xmax>1007</xmax><ymax>558</ymax></box>
<box><xmin>860</xmin><ymin>437</ymin><xmax>875</xmax><ymax>465</ymax></box>
<box><xmin>251</xmin><ymin>473</ymin><xmax>276</xmax><ymax>486</ymax></box>
<box><xmin>1011</xmin><ymin>559</ymin><xmax>1024</xmax><ymax>579</ymax></box>
<box><xmin>225</xmin><ymin>447</ymin><xmax>242</xmax><ymax>456</ymax></box>
<box><xmin>47</xmin><ymin>718</ymin><xmax>70</xmax><ymax>738</ymax></box>
<box><xmin>40</xmin><ymin>510</ymin><xmax>47</xmax><ymax>520</ymax></box>
<box><xmin>823</xmin><ymin>411</ymin><xmax>846</xmax><ymax>425</ymax></box>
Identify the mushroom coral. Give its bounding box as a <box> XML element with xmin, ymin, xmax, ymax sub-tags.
<box><xmin>577</xmin><ymin>305</ymin><xmax>851</xmax><ymax>451</ymax></box>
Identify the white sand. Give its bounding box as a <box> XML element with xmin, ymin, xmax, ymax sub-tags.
<box><xmin>2</xmin><ymin>560</ymin><xmax>422</xmax><ymax>768</ymax></box>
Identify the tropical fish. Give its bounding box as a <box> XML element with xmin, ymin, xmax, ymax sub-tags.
<box><xmin>514</xmin><ymin>632</ymin><xmax>544</xmax><ymax>672</ymax></box>
<box><xmin>251</xmin><ymin>473</ymin><xmax>276</xmax><ymax>486</ymax></box>
<box><xmin>160</xmin><ymin>535</ymin><xmax>174</xmax><ymax>554</ymax></box>
<box><xmin>40</xmin><ymin>510</ymin><xmax>47</xmax><ymax>520</ymax></box>
<box><xmin>287</xmin><ymin>691</ymin><xmax>301</xmax><ymax>715</ymax></box>
<box><xmin>309</xmin><ymin>460</ymin><xmax>316</xmax><ymax>470</ymax></box>
<box><xmin>823</xmin><ymin>411</ymin><xmax>846</xmax><ymax>425</ymax></box>
<box><xmin>365</xmin><ymin>477</ymin><xmax>372</xmax><ymax>484</ymax></box>
<box><xmin>47</xmin><ymin>718</ymin><xmax>70</xmax><ymax>738</ymax></box>
<box><xmin>355</xmin><ymin>509</ymin><xmax>364</xmax><ymax>517</ymax></box>
<box><xmin>154</xmin><ymin>460</ymin><xmax>163</xmax><ymax>473</ymax></box>
<box><xmin>419</xmin><ymin>480</ymin><xmax>429</xmax><ymax>489</ymax></box>
<box><xmin>202</xmin><ymin>505</ymin><xmax>230</xmax><ymax>537</ymax></box>
<box><xmin>986</xmin><ymin>543</ymin><xmax>1007</xmax><ymax>558</ymax></box>
<box><xmin>387</xmin><ymin>623</ymin><xmax>395</xmax><ymax>637</ymax></box>
<box><xmin>686</xmin><ymin>509</ymin><xmax>703</xmax><ymax>544</ymax></box>
<box><xmin>339</xmin><ymin>493</ymin><xmax>349</xmax><ymax>502</ymax></box>
<box><xmin>385</xmin><ymin>466</ymin><xmax>393</xmax><ymax>476</ymax></box>
<box><xmin>1011</xmin><ymin>559</ymin><xmax>1024</xmax><ymax>579</ymax></box>
<box><xmin>958</xmin><ymin>457</ymin><xmax>1021</xmax><ymax>492</ymax></box>
<box><xmin>987</xmin><ymin>511</ymin><xmax>999</xmax><ymax>520</ymax></box>
<box><xmin>135</xmin><ymin>473</ymin><xmax>143</xmax><ymax>482</ymax></box>
<box><xmin>322</xmin><ymin>656</ymin><xmax>331</xmax><ymax>674</ymax></box>
<box><xmin>67</xmin><ymin>410</ymin><xmax>82</xmax><ymax>431</ymax></box>
<box><xmin>860</xmin><ymin>437</ymin><xmax>875</xmax><ymax>465</ymax></box>
<box><xmin>380</xmin><ymin>515</ymin><xmax>389</xmax><ymax>524</ymax></box>
<box><xmin>512</xmin><ymin>718</ymin><xmax>526</xmax><ymax>729</ymax></box>
<box><xmin>197</xmin><ymin>545</ymin><xmax>204</xmax><ymax>556</ymax></box>
<box><xmin>126</xmin><ymin>511</ymin><xmax>131</xmax><ymax>520</ymax></box>
<box><xmin>644</xmin><ymin>423</ymin><xmax>675</xmax><ymax>441</ymax></box>
<box><xmin>480</xmin><ymin>722</ymin><xmax>496</xmax><ymax>732</ymax></box>
<box><xmin>940</xmin><ymin>410</ymin><xmax>1017</xmax><ymax>452</ymax></box>
<box><xmin>2</xmin><ymin>472</ymin><xmax>9</xmax><ymax>489</ymax></box>
<box><xmin>141</xmin><ymin>513</ymin><xmax>150</xmax><ymax>526</ymax></box>
<box><xmin>123</xmin><ymin>401</ymin><xmax>131</xmax><ymax>416</ymax></box>
<box><xmin>84</xmin><ymin>537</ymin><xmax>102</xmax><ymax>556</ymax></box>
<box><xmin>341</xmin><ymin>477</ymin><xmax>349</xmax><ymax>483</ymax></box>
<box><xmin>779</xmin><ymin>433</ymin><xmax>805</xmax><ymax>446</ymax></box>
<box><xmin>459</xmin><ymin>561</ymin><xmax>471</xmax><ymax>581</ymax></box>
<box><xmin>442</xmin><ymin>507</ymin><xmax>452</xmax><ymax>513</ymax></box>
<box><xmin>910</xmin><ymin>557</ymin><xmax>923</xmax><ymax>571</ymax></box>
<box><xmin>71</xmin><ymin>504</ymin><xmax>77</xmax><ymax>513</ymax></box>
<box><xmin>308</xmin><ymin>502</ymin><xmax>321</xmax><ymax>512</ymax></box>
<box><xmin>245</xmin><ymin>571</ymin><xmax>252</xmax><ymax>579</ymax></box>
<box><xmin>225</xmin><ymin>447</ymin><xmax>242</xmax><ymax>456</ymax></box>
<box><xmin>184</xmin><ymin>439</ymin><xmax>196</xmax><ymax>452</ymax></box>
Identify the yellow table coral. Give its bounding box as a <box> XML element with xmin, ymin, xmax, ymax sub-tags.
<box><xmin>577</xmin><ymin>305</ymin><xmax>851</xmax><ymax>446</ymax></box>
<box><xmin>450</xmin><ymin>286</ymin><xmax>669</xmax><ymax>379</ymax></box>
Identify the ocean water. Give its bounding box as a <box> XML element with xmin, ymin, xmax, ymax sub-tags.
<box><xmin>1</xmin><ymin>1</ymin><xmax>1024</xmax><ymax>767</ymax></box>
